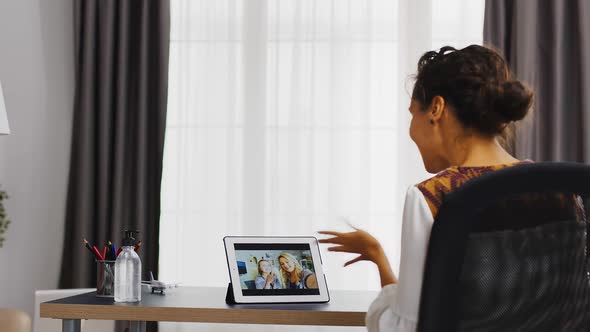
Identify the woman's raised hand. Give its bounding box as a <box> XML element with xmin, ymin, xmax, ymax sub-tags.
<box><xmin>265</xmin><ymin>272</ymin><xmax>276</xmax><ymax>288</ymax></box>
<box><xmin>318</xmin><ymin>226</ymin><xmax>385</xmax><ymax>267</ymax></box>
<box><xmin>318</xmin><ymin>224</ymin><xmax>397</xmax><ymax>286</ymax></box>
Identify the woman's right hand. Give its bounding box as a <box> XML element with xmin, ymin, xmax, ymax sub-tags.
<box><xmin>265</xmin><ymin>272</ymin><xmax>276</xmax><ymax>288</ymax></box>
<box><xmin>317</xmin><ymin>228</ymin><xmax>385</xmax><ymax>266</ymax></box>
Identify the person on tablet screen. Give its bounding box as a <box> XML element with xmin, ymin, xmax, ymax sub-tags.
<box><xmin>254</xmin><ymin>259</ymin><xmax>282</xmax><ymax>289</ymax></box>
<box><xmin>278</xmin><ymin>253</ymin><xmax>318</xmax><ymax>289</ymax></box>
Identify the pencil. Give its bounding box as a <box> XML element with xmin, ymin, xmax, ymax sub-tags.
<box><xmin>82</xmin><ymin>238</ymin><xmax>94</xmax><ymax>255</ymax></box>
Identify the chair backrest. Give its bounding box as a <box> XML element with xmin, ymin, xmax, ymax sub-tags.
<box><xmin>34</xmin><ymin>289</ymin><xmax>115</xmax><ymax>332</ymax></box>
<box><xmin>417</xmin><ymin>162</ymin><xmax>590</xmax><ymax>331</ymax></box>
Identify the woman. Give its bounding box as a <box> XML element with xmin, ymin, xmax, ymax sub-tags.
<box><xmin>254</xmin><ymin>259</ymin><xmax>282</xmax><ymax>289</ymax></box>
<box><xmin>278</xmin><ymin>253</ymin><xmax>318</xmax><ymax>289</ymax></box>
<box><xmin>319</xmin><ymin>45</ymin><xmax>533</xmax><ymax>331</ymax></box>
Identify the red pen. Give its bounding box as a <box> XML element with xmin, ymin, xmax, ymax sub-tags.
<box><xmin>102</xmin><ymin>246</ymin><xmax>107</xmax><ymax>261</ymax></box>
<box><xmin>115</xmin><ymin>241</ymin><xmax>142</xmax><ymax>257</ymax></box>
<box><xmin>92</xmin><ymin>245</ymin><xmax>104</xmax><ymax>261</ymax></box>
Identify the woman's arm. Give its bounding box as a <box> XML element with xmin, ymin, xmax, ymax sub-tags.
<box><xmin>301</xmin><ymin>269</ymin><xmax>319</xmax><ymax>289</ymax></box>
<box><xmin>373</xmin><ymin>247</ymin><xmax>397</xmax><ymax>287</ymax></box>
<box><xmin>319</xmin><ymin>186</ymin><xmax>434</xmax><ymax>331</ymax></box>
<box><xmin>254</xmin><ymin>276</ymin><xmax>266</xmax><ymax>289</ymax></box>
<box><xmin>264</xmin><ymin>272</ymin><xmax>277</xmax><ymax>289</ymax></box>
<box><xmin>305</xmin><ymin>274</ymin><xmax>318</xmax><ymax>288</ymax></box>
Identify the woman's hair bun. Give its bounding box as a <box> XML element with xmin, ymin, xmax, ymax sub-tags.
<box><xmin>412</xmin><ymin>45</ymin><xmax>534</xmax><ymax>136</ymax></box>
<box><xmin>486</xmin><ymin>80</ymin><xmax>533</xmax><ymax>123</ymax></box>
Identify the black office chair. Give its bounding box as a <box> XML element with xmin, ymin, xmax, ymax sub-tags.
<box><xmin>418</xmin><ymin>162</ymin><xmax>590</xmax><ymax>331</ymax></box>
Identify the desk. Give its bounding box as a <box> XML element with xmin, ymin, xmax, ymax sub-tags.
<box><xmin>41</xmin><ymin>286</ymin><xmax>378</xmax><ymax>332</ymax></box>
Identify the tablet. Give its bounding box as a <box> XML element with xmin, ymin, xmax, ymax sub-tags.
<box><xmin>223</xmin><ymin>236</ymin><xmax>330</xmax><ymax>304</ymax></box>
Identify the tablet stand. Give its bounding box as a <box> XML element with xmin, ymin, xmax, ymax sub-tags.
<box><xmin>225</xmin><ymin>283</ymin><xmax>236</xmax><ymax>304</ymax></box>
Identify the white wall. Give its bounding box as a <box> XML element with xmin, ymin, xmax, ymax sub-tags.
<box><xmin>0</xmin><ymin>0</ymin><xmax>74</xmax><ymax>318</ymax></box>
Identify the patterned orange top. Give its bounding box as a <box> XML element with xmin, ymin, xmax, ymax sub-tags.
<box><xmin>416</xmin><ymin>161</ymin><xmax>531</xmax><ymax>218</ymax></box>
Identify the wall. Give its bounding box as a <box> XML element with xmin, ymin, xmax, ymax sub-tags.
<box><xmin>0</xmin><ymin>0</ymin><xmax>74</xmax><ymax>318</ymax></box>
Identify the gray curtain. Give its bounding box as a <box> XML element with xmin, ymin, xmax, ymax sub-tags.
<box><xmin>484</xmin><ymin>0</ymin><xmax>590</xmax><ymax>162</ymax></box>
<box><xmin>59</xmin><ymin>0</ymin><xmax>169</xmax><ymax>329</ymax></box>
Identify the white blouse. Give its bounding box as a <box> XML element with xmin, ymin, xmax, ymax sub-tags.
<box><xmin>365</xmin><ymin>185</ymin><xmax>435</xmax><ymax>332</ymax></box>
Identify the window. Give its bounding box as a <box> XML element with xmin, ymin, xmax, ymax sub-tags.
<box><xmin>161</xmin><ymin>0</ymin><xmax>484</xmax><ymax>294</ymax></box>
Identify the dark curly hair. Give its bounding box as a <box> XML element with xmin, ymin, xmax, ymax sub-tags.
<box><xmin>411</xmin><ymin>45</ymin><xmax>533</xmax><ymax>136</ymax></box>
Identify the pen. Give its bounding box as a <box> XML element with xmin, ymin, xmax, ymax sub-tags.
<box><xmin>82</xmin><ymin>238</ymin><xmax>94</xmax><ymax>256</ymax></box>
<box><xmin>111</xmin><ymin>243</ymin><xmax>117</xmax><ymax>259</ymax></box>
<box><xmin>106</xmin><ymin>241</ymin><xmax>112</xmax><ymax>260</ymax></box>
<box><xmin>114</xmin><ymin>241</ymin><xmax>142</xmax><ymax>256</ymax></box>
<box><xmin>102</xmin><ymin>246</ymin><xmax>107</xmax><ymax>261</ymax></box>
<box><xmin>92</xmin><ymin>245</ymin><xmax>104</xmax><ymax>261</ymax></box>
<box><xmin>106</xmin><ymin>241</ymin><xmax>114</xmax><ymax>260</ymax></box>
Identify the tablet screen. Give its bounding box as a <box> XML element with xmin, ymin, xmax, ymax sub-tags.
<box><xmin>224</xmin><ymin>236</ymin><xmax>329</xmax><ymax>303</ymax></box>
<box><xmin>233</xmin><ymin>243</ymin><xmax>320</xmax><ymax>296</ymax></box>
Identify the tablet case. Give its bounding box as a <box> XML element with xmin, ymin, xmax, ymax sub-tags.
<box><xmin>225</xmin><ymin>283</ymin><xmax>237</xmax><ymax>304</ymax></box>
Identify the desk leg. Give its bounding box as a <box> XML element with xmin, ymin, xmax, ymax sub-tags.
<box><xmin>62</xmin><ymin>319</ymin><xmax>81</xmax><ymax>332</ymax></box>
<box><xmin>128</xmin><ymin>320</ymin><xmax>146</xmax><ymax>332</ymax></box>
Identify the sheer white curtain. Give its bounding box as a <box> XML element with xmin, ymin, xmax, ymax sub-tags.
<box><xmin>160</xmin><ymin>0</ymin><xmax>483</xmax><ymax>330</ymax></box>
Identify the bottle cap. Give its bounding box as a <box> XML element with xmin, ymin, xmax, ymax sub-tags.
<box><xmin>122</xmin><ymin>230</ymin><xmax>140</xmax><ymax>246</ymax></box>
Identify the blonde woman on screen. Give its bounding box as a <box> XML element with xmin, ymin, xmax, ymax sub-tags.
<box><xmin>278</xmin><ymin>253</ymin><xmax>318</xmax><ymax>289</ymax></box>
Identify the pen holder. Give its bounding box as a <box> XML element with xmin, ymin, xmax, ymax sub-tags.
<box><xmin>96</xmin><ymin>260</ymin><xmax>116</xmax><ymax>297</ymax></box>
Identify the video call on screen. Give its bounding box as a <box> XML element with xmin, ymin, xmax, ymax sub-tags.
<box><xmin>234</xmin><ymin>243</ymin><xmax>320</xmax><ymax>296</ymax></box>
